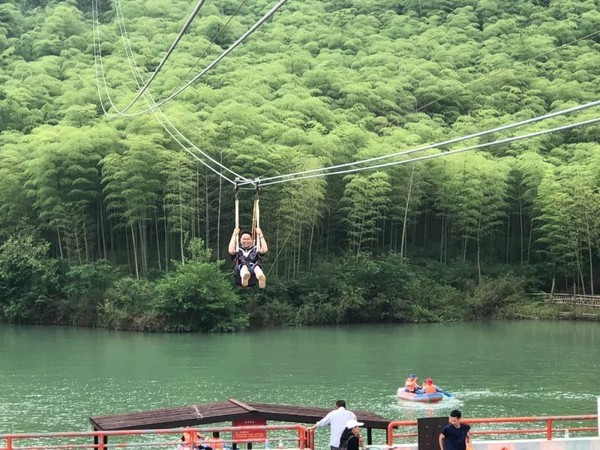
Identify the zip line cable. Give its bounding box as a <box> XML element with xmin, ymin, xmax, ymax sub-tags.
<box><xmin>108</xmin><ymin>0</ymin><xmax>209</xmax><ymax>116</ymax></box>
<box><xmin>258</xmin><ymin>115</ymin><xmax>600</xmax><ymax>186</ymax></box>
<box><xmin>165</xmin><ymin>0</ymin><xmax>250</xmax><ymax>100</ymax></box>
<box><xmin>96</xmin><ymin>0</ymin><xmax>239</xmax><ymax>183</ymax></box>
<box><xmin>228</xmin><ymin>28</ymin><xmax>600</xmax><ymax>186</ymax></box>
<box><xmin>107</xmin><ymin>0</ymin><xmax>291</xmax><ymax>117</ymax></box>
<box><xmin>96</xmin><ymin>0</ymin><xmax>600</xmax><ymax>188</ymax></box>
<box><xmin>113</xmin><ymin>0</ymin><xmax>251</xmax><ymax>184</ymax></box>
<box><xmin>93</xmin><ymin>0</ymin><xmax>251</xmax><ymax>185</ymax></box>
<box><xmin>238</xmin><ymin>100</ymin><xmax>600</xmax><ymax>186</ymax></box>
<box><xmin>93</xmin><ymin>0</ymin><xmax>122</xmax><ymax>114</ymax></box>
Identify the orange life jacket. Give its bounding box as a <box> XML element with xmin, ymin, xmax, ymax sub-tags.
<box><xmin>205</xmin><ymin>437</ymin><xmax>223</xmax><ymax>450</ymax></box>
<box><xmin>184</xmin><ymin>431</ymin><xmax>202</xmax><ymax>446</ymax></box>
<box><xmin>423</xmin><ymin>384</ymin><xmax>437</xmax><ymax>394</ymax></box>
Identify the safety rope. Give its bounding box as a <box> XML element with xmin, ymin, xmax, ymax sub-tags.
<box><xmin>253</xmin><ymin>181</ymin><xmax>260</xmax><ymax>246</ymax></box>
<box><xmin>234</xmin><ymin>178</ymin><xmax>240</xmax><ymax>252</ymax></box>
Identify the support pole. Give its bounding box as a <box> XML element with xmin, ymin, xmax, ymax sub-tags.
<box><xmin>234</xmin><ymin>178</ymin><xmax>240</xmax><ymax>252</ymax></box>
<box><xmin>254</xmin><ymin>179</ymin><xmax>260</xmax><ymax>229</ymax></box>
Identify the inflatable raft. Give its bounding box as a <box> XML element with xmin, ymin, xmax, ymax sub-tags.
<box><xmin>396</xmin><ymin>389</ymin><xmax>444</xmax><ymax>403</ymax></box>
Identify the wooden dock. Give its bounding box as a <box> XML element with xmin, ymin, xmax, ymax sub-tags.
<box><xmin>543</xmin><ymin>293</ymin><xmax>600</xmax><ymax>308</ymax></box>
<box><xmin>90</xmin><ymin>399</ymin><xmax>392</xmax><ymax>431</ymax></box>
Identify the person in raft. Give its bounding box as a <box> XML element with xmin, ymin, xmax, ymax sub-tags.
<box><xmin>404</xmin><ymin>373</ymin><xmax>420</xmax><ymax>393</ymax></box>
<box><xmin>419</xmin><ymin>377</ymin><xmax>442</xmax><ymax>394</ymax></box>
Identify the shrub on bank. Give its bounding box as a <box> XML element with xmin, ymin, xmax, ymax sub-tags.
<box><xmin>98</xmin><ymin>276</ymin><xmax>158</xmax><ymax>330</ymax></box>
<box><xmin>2</xmin><ymin>235</ymin><xmax>586</xmax><ymax>330</ymax></box>
<box><xmin>61</xmin><ymin>260</ymin><xmax>120</xmax><ymax>326</ymax></box>
<box><xmin>154</xmin><ymin>259</ymin><xmax>248</xmax><ymax>332</ymax></box>
<box><xmin>466</xmin><ymin>274</ymin><xmax>528</xmax><ymax>319</ymax></box>
<box><xmin>0</xmin><ymin>235</ymin><xmax>59</xmax><ymax>323</ymax></box>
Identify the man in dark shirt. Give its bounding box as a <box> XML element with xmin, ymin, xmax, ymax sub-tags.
<box><xmin>439</xmin><ymin>410</ymin><xmax>471</xmax><ymax>450</ymax></box>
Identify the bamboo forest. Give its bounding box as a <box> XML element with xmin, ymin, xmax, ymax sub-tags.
<box><xmin>0</xmin><ymin>0</ymin><xmax>599</xmax><ymax>331</ymax></box>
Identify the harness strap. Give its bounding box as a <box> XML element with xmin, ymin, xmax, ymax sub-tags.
<box><xmin>251</xmin><ymin>179</ymin><xmax>260</xmax><ymax>246</ymax></box>
<box><xmin>234</xmin><ymin>178</ymin><xmax>240</xmax><ymax>252</ymax></box>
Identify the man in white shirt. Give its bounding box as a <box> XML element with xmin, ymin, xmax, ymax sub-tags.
<box><xmin>309</xmin><ymin>400</ymin><xmax>357</xmax><ymax>450</ymax></box>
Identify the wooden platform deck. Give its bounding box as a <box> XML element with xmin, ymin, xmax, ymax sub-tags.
<box><xmin>90</xmin><ymin>399</ymin><xmax>392</xmax><ymax>431</ymax></box>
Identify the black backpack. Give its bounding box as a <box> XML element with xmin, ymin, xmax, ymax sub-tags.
<box><xmin>339</xmin><ymin>429</ymin><xmax>353</xmax><ymax>450</ymax></box>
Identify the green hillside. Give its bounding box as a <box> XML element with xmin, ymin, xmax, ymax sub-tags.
<box><xmin>0</xmin><ymin>0</ymin><xmax>599</xmax><ymax>330</ymax></box>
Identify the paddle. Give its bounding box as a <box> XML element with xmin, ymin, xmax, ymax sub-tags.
<box><xmin>437</xmin><ymin>388</ymin><xmax>452</xmax><ymax>398</ymax></box>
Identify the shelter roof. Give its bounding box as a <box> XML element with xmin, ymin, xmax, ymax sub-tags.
<box><xmin>90</xmin><ymin>399</ymin><xmax>392</xmax><ymax>431</ymax></box>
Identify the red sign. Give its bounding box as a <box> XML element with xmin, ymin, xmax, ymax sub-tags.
<box><xmin>232</xmin><ymin>419</ymin><xmax>267</xmax><ymax>442</ymax></box>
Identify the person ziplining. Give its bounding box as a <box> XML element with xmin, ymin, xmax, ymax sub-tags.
<box><xmin>228</xmin><ymin>180</ymin><xmax>268</xmax><ymax>288</ymax></box>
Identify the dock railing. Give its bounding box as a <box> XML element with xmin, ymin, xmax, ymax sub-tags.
<box><xmin>2</xmin><ymin>415</ymin><xmax>598</xmax><ymax>450</ymax></box>
<box><xmin>387</xmin><ymin>415</ymin><xmax>599</xmax><ymax>445</ymax></box>
<box><xmin>0</xmin><ymin>425</ymin><xmax>310</xmax><ymax>450</ymax></box>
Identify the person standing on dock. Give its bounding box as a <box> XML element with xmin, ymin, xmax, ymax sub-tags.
<box><xmin>338</xmin><ymin>419</ymin><xmax>364</xmax><ymax>450</ymax></box>
<box><xmin>205</xmin><ymin>432</ymin><xmax>226</xmax><ymax>450</ymax></box>
<box><xmin>181</xmin><ymin>428</ymin><xmax>209</xmax><ymax>450</ymax></box>
<box><xmin>439</xmin><ymin>410</ymin><xmax>471</xmax><ymax>450</ymax></box>
<box><xmin>309</xmin><ymin>400</ymin><xmax>356</xmax><ymax>450</ymax></box>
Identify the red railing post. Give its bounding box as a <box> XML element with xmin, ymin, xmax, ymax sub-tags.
<box><xmin>7</xmin><ymin>436</ymin><xmax>13</xmax><ymax>450</ymax></box>
<box><xmin>296</xmin><ymin>425</ymin><xmax>307</xmax><ymax>449</ymax></box>
<box><xmin>546</xmin><ymin>418</ymin><xmax>553</xmax><ymax>440</ymax></box>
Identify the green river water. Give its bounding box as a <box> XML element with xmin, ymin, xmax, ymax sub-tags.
<box><xmin>0</xmin><ymin>321</ymin><xmax>598</xmax><ymax>437</ymax></box>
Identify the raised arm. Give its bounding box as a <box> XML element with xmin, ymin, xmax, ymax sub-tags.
<box><xmin>256</xmin><ymin>227</ymin><xmax>268</xmax><ymax>253</ymax></box>
<box><xmin>228</xmin><ymin>227</ymin><xmax>239</xmax><ymax>255</ymax></box>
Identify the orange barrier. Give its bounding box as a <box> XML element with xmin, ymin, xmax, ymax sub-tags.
<box><xmin>0</xmin><ymin>425</ymin><xmax>310</xmax><ymax>450</ymax></box>
<box><xmin>387</xmin><ymin>415</ymin><xmax>599</xmax><ymax>445</ymax></box>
